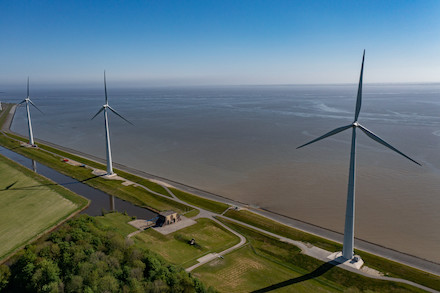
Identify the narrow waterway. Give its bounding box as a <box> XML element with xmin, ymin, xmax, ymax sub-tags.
<box><xmin>0</xmin><ymin>146</ymin><xmax>157</xmax><ymax>220</ymax></box>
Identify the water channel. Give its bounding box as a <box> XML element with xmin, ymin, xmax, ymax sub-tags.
<box><xmin>0</xmin><ymin>146</ymin><xmax>158</xmax><ymax>220</ymax></box>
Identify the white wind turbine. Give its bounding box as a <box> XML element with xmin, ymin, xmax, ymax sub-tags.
<box><xmin>19</xmin><ymin>77</ymin><xmax>43</xmax><ymax>146</ymax></box>
<box><xmin>92</xmin><ymin>71</ymin><xmax>133</xmax><ymax>175</ymax></box>
<box><xmin>297</xmin><ymin>50</ymin><xmax>420</xmax><ymax>261</ymax></box>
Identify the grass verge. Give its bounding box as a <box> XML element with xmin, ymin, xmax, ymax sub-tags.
<box><xmin>170</xmin><ymin>187</ymin><xmax>229</xmax><ymax>214</ymax></box>
<box><xmin>224</xmin><ymin>209</ymin><xmax>342</xmax><ymax>251</ymax></box>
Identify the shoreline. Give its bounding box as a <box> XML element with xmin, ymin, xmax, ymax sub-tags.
<box><xmin>3</xmin><ymin>103</ymin><xmax>440</xmax><ymax>275</ymax></box>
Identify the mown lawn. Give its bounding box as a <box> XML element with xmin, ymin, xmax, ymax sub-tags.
<box><xmin>224</xmin><ymin>209</ymin><xmax>440</xmax><ymax>291</ymax></box>
<box><xmin>0</xmin><ymin>155</ymin><xmax>82</xmax><ymax>260</ymax></box>
<box><xmin>94</xmin><ymin>212</ymin><xmax>138</xmax><ymax>237</ymax></box>
<box><xmin>134</xmin><ymin>218</ymin><xmax>239</xmax><ymax>268</ymax></box>
<box><xmin>193</xmin><ymin>245</ymin><xmax>342</xmax><ymax>293</ymax></box>
<box><xmin>208</xmin><ymin>218</ymin><xmax>427</xmax><ymax>293</ymax></box>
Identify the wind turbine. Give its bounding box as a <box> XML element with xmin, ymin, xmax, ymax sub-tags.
<box><xmin>297</xmin><ymin>50</ymin><xmax>420</xmax><ymax>261</ymax></box>
<box><xmin>19</xmin><ymin>77</ymin><xmax>43</xmax><ymax>146</ymax></box>
<box><xmin>92</xmin><ymin>71</ymin><xmax>132</xmax><ymax>176</ymax></box>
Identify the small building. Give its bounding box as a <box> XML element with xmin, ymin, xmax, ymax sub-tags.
<box><xmin>156</xmin><ymin>211</ymin><xmax>181</xmax><ymax>227</ymax></box>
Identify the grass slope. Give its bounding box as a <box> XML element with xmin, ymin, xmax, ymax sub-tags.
<box><xmin>224</xmin><ymin>209</ymin><xmax>440</xmax><ymax>291</ymax></box>
<box><xmin>224</xmin><ymin>209</ymin><xmax>342</xmax><ymax>252</ymax></box>
<box><xmin>202</xmin><ymin>218</ymin><xmax>426</xmax><ymax>293</ymax></box>
<box><xmin>170</xmin><ymin>187</ymin><xmax>229</xmax><ymax>214</ymax></box>
<box><xmin>193</xmin><ymin>245</ymin><xmax>341</xmax><ymax>293</ymax></box>
<box><xmin>0</xmin><ymin>155</ymin><xmax>84</xmax><ymax>260</ymax></box>
<box><xmin>0</xmin><ymin>132</ymin><xmax>192</xmax><ymax>214</ymax></box>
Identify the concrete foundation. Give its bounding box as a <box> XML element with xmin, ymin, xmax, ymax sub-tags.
<box><xmin>327</xmin><ymin>251</ymin><xmax>364</xmax><ymax>270</ymax></box>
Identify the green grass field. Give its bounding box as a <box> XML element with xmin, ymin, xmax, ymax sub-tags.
<box><xmin>199</xmin><ymin>218</ymin><xmax>426</xmax><ymax>293</ymax></box>
<box><xmin>134</xmin><ymin>218</ymin><xmax>239</xmax><ymax>268</ymax></box>
<box><xmin>224</xmin><ymin>209</ymin><xmax>440</xmax><ymax>291</ymax></box>
<box><xmin>0</xmin><ymin>155</ymin><xmax>84</xmax><ymax>260</ymax></box>
<box><xmin>94</xmin><ymin>212</ymin><xmax>138</xmax><ymax>236</ymax></box>
<box><xmin>193</xmin><ymin>245</ymin><xmax>342</xmax><ymax>293</ymax></box>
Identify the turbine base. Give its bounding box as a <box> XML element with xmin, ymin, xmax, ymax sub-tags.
<box><xmin>104</xmin><ymin>173</ymin><xmax>117</xmax><ymax>178</ymax></box>
<box><xmin>20</xmin><ymin>142</ymin><xmax>38</xmax><ymax>148</ymax></box>
<box><xmin>327</xmin><ymin>251</ymin><xmax>364</xmax><ymax>270</ymax></box>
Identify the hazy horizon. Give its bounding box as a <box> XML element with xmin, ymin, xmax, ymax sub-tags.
<box><xmin>2</xmin><ymin>81</ymin><xmax>440</xmax><ymax>94</ymax></box>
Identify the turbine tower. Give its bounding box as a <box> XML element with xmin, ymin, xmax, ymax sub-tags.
<box><xmin>19</xmin><ymin>77</ymin><xmax>43</xmax><ymax>146</ymax></box>
<box><xmin>297</xmin><ymin>50</ymin><xmax>420</xmax><ymax>261</ymax></box>
<box><xmin>92</xmin><ymin>71</ymin><xmax>132</xmax><ymax>175</ymax></box>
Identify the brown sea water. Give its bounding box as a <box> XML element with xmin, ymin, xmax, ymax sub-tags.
<box><xmin>5</xmin><ymin>84</ymin><xmax>440</xmax><ymax>262</ymax></box>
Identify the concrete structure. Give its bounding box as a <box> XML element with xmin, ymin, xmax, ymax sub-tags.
<box><xmin>157</xmin><ymin>210</ymin><xmax>181</xmax><ymax>226</ymax></box>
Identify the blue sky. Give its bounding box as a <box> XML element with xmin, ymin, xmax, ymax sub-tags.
<box><xmin>1</xmin><ymin>0</ymin><xmax>439</xmax><ymax>86</ymax></box>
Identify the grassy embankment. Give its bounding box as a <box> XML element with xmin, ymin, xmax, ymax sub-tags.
<box><xmin>170</xmin><ymin>188</ymin><xmax>229</xmax><ymax>214</ymax></box>
<box><xmin>0</xmin><ymin>131</ymin><xmax>195</xmax><ymax>215</ymax></box>
<box><xmin>224</xmin><ymin>209</ymin><xmax>440</xmax><ymax>291</ymax></box>
<box><xmin>0</xmin><ymin>104</ymin><xmax>13</xmax><ymax>130</ymax></box>
<box><xmin>0</xmin><ymin>153</ymin><xmax>88</xmax><ymax>261</ymax></box>
<box><xmin>193</xmin><ymin>217</ymin><xmax>427</xmax><ymax>293</ymax></box>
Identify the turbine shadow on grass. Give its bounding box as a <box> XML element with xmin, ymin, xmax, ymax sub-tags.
<box><xmin>0</xmin><ymin>175</ymin><xmax>102</xmax><ymax>191</ymax></box>
<box><xmin>251</xmin><ymin>260</ymin><xmax>339</xmax><ymax>293</ymax></box>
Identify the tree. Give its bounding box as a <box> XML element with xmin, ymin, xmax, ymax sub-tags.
<box><xmin>0</xmin><ymin>265</ymin><xmax>11</xmax><ymax>290</ymax></box>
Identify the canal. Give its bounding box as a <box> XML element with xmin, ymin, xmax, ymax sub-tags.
<box><xmin>0</xmin><ymin>146</ymin><xmax>157</xmax><ymax>220</ymax></box>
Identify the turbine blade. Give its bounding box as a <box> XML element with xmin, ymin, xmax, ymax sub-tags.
<box><xmin>297</xmin><ymin>124</ymin><xmax>352</xmax><ymax>149</ymax></box>
<box><xmin>91</xmin><ymin>107</ymin><xmax>104</xmax><ymax>120</ymax></box>
<box><xmin>18</xmin><ymin>99</ymin><xmax>27</xmax><ymax>105</ymax></box>
<box><xmin>107</xmin><ymin>106</ymin><xmax>134</xmax><ymax>125</ymax></box>
<box><xmin>29</xmin><ymin>99</ymin><xmax>44</xmax><ymax>114</ymax></box>
<box><xmin>104</xmin><ymin>71</ymin><xmax>108</xmax><ymax>105</ymax></box>
<box><xmin>354</xmin><ymin>50</ymin><xmax>365</xmax><ymax>122</ymax></box>
<box><xmin>27</xmin><ymin>77</ymin><xmax>29</xmax><ymax>98</ymax></box>
<box><xmin>358</xmin><ymin>124</ymin><xmax>421</xmax><ymax>166</ymax></box>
